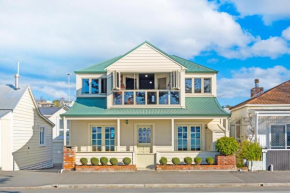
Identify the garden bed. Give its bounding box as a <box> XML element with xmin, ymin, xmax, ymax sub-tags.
<box><xmin>156</xmin><ymin>164</ymin><xmax>237</xmax><ymax>171</ymax></box>
<box><xmin>75</xmin><ymin>165</ymin><xmax>137</xmax><ymax>172</ymax></box>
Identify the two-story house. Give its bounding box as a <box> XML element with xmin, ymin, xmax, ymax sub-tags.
<box><xmin>62</xmin><ymin>41</ymin><xmax>230</xmax><ymax>169</ymax></box>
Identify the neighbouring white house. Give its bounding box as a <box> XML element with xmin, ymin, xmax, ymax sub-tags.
<box><xmin>230</xmin><ymin>79</ymin><xmax>290</xmax><ymax>170</ymax></box>
<box><xmin>39</xmin><ymin>107</ymin><xmax>69</xmax><ymax>166</ymax></box>
<box><xmin>62</xmin><ymin>41</ymin><xmax>230</xmax><ymax>169</ymax></box>
<box><xmin>0</xmin><ymin>82</ymin><xmax>54</xmax><ymax>171</ymax></box>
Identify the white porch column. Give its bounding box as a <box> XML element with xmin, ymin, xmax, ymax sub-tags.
<box><xmin>225</xmin><ymin>118</ymin><xmax>229</xmax><ymax>137</ymax></box>
<box><xmin>63</xmin><ymin>116</ymin><xmax>67</xmax><ymax>146</ymax></box>
<box><xmin>255</xmin><ymin>113</ymin><xmax>259</xmax><ymax>143</ymax></box>
<box><xmin>171</xmin><ymin>119</ymin><xmax>174</xmax><ymax>151</ymax></box>
<box><xmin>117</xmin><ymin>119</ymin><xmax>120</xmax><ymax>151</ymax></box>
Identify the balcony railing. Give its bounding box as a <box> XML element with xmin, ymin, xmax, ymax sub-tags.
<box><xmin>113</xmin><ymin>90</ymin><xmax>180</xmax><ymax>106</ymax></box>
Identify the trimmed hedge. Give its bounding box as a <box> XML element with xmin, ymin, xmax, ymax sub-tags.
<box><xmin>215</xmin><ymin>136</ymin><xmax>239</xmax><ymax>156</ymax></box>
<box><xmin>194</xmin><ymin>157</ymin><xmax>202</xmax><ymax>165</ymax></box>
<box><xmin>100</xmin><ymin>157</ymin><xmax>109</xmax><ymax>166</ymax></box>
<box><xmin>206</xmin><ymin>157</ymin><xmax>214</xmax><ymax>165</ymax></box>
<box><xmin>184</xmin><ymin>157</ymin><xmax>193</xmax><ymax>165</ymax></box>
<box><xmin>90</xmin><ymin>157</ymin><xmax>99</xmax><ymax>166</ymax></box>
<box><xmin>123</xmin><ymin>157</ymin><xmax>131</xmax><ymax>165</ymax></box>
<box><xmin>110</xmin><ymin>158</ymin><xmax>118</xmax><ymax>166</ymax></box>
<box><xmin>159</xmin><ymin>157</ymin><xmax>167</xmax><ymax>165</ymax></box>
<box><xmin>172</xmin><ymin>157</ymin><xmax>180</xmax><ymax>165</ymax></box>
<box><xmin>80</xmin><ymin>158</ymin><xmax>88</xmax><ymax>166</ymax></box>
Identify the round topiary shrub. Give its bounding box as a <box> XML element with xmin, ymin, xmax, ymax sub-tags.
<box><xmin>91</xmin><ymin>157</ymin><xmax>99</xmax><ymax>166</ymax></box>
<box><xmin>100</xmin><ymin>157</ymin><xmax>108</xmax><ymax>166</ymax></box>
<box><xmin>194</xmin><ymin>157</ymin><xmax>202</xmax><ymax>165</ymax></box>
<box><xmin>110</xmin><ymin>158</ymin><xmax>118</xmax><ymax>166</ymax></box>
<box><xmin>172</xmin><ymin>157</ymin><xmax>180</xmax><ymax>165</ymax></box>
<box><xmin>184</xmin><ymin>157</ymin><xmax>193</xmax><ymax>165</ymax></box>
<box><xmin>80</xmin><ymin>158</ymin><xmax>88</xmax><ymax>165</ymax></box>
<box><xmin>159</xmin><ymin>157</ymin><xmax>167</xmax><ymax>165</ymax></box>
<box><xmin>123</xmin><ymin>157</ymin><xmax>131</xmax><ymax>165</ymax></box>
<box><xmin>215</xmin><ymin>136</ymin><xmax>239</xmax><ymax>156</ymax></box>
<box><xmin>206</xmin><ymin>157</ymin><xmax>214</xmax><ymax>165</ymax></box>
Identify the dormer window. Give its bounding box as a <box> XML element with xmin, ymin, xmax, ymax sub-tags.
<box><xmin>185</xmin><ymin>78</ymin><xmax>211</xmax><ymax>94</ymax></box>
<box><xmin>81</xmin><ymin>78</ymin><xmax>107</xmax><ymax>95</ymax></box>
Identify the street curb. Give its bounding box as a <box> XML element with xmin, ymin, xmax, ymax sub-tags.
<box><xmin>1</xmin><ymin>183</ymin><xmax>290</xmax><ymax>189</ymax></box>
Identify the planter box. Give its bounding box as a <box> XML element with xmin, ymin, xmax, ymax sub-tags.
<box><xmin>247</xmin><ymin>161</ymin><xmax>263</xmax><ymax>171</ymax></box>
<box><xmin>75</xmin><ymin>165</ymin><xmax>137</xmax><ymax>172</ymax></box>
<box><xmin>156</xmin><ymin>164</ymin><xmax>237</xmax><ymax>171</ymax></box>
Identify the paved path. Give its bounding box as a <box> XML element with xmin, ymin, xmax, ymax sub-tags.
<box><xmin>1</xmin><ymin>168</ymin><xmax>290</xmax><ymax>188</ymax></box>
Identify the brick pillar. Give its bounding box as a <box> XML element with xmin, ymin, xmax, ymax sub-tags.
<box><xmin>215</xmin><ymin>155</ymin><xmax>236</xmax><ymax>166</ymax></box>
<box><xmin>63</xmin><ymin>146</ymin><xmax>76</xmax><ymax>170</ymax></box>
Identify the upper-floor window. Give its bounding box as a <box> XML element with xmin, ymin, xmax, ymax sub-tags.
<box><xmin>82</xmin><ymin>78</ymin><xmax>107</xmax><ymax>95</ymax></box>
<box><xmin>185</xmin><ymin>78</ymin><xmax>211</xmax><ymax>94</ymax></box>
<box><xmin>82</xmin><ymin>79</ymin><xmax>89</xmax><ymax>94</ymax></box>
<box><xmin>91</xmin><ymin>79</ymin><xmax>99</xmax><ymax>94</ymax></box>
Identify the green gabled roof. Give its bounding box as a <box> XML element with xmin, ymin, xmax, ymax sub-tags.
<box><xmin>62</xmin><ymin>97</ymin><xmax>229</xmax><ymax>117</ymax></box>
<box><xmin>75</xmin><ymin>41</ymin><xmax>218</xmax><ymax>74</ymax></box>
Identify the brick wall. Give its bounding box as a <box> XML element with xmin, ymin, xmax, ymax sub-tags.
<box><xmin>63</xmin><ymin>146</ymin><xmax>76</xmax><ymax>170</ymax></box>
<box><xmin>215</xmin><ymin>155</ymin><xmax>236</xmax><ymax>166</ymax></box>
<box><xmin>156</xmin><ymin>165</ymin><xmax>236</xmax><ymax>171</ymax></box>
<box><xmin>75</xmin><ymin>165</ymin><xmax>137</xmax><ymax>172</ymax></box>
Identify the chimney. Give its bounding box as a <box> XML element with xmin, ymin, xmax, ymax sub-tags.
<box><xmin>251</xmin><ymin>79</ymin><xmax>263</xmax><ymax>98</ymax></box>
<box><xmin>14</xmin><ymin>62</ymin><xmax>20</xmax><ymax>90</ymax></box>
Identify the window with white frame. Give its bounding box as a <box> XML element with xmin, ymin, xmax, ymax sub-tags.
<box><xmin>230</xmin><ymin>120</ymin><xmax>241</xmax><ymax>140</ymax></box>
<box><xmin>138</xmin><ymin>127</ymin><xmax>151</xmax><ymax>143</ymax></box>
<box><xmin>177</xmin><ymin>125</ymin><xmax>201</xmax><ymax>151</ymax></box>
<box><xmin>185</xmin><ymin>78</ymin><xmax>212</xmax><ymax>94</ymax></box>
<box><xmin>91</xmin><ymin>126</ymin><xmax>115</xmax><ymax>152</ymax></box>
<box><xmin>81</xmin><ymin>78</ymin><xmax>107</xmax><ymax>95</ymax></box>
<box><xmin>270</xmin><ymin>124</ymin><xmax>290</xmax><ymax>149</ymax></box>
<box><xmin>39</xmin><ymin>127</ymin><xmax>46</xmax><ymax>146</ymax></box>
<box><xmin>105</xmin><ymin>127</ymin><xmax>115</xmax><ymax>151</ymax></box>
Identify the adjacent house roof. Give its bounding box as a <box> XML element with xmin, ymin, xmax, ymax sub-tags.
<box><xmin>62</xmin><ymin>97</ymin><xmax>229</xmax><ymax>117</ymax></box>
<box><xmin>230</xmin><ymin>80</ymin><xmax>290</xmax><ymax>110</ymax></box>
<box><xmin>39</xmin><ymin>107</ymin><xmax>62</xmax><ymax>116</ymax></box>
<box><xmin>75</xmin><ymin>41</ymin><xmax>217</xmax><ymax>74</ymax></box>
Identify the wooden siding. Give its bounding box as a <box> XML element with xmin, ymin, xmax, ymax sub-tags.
<box><xmin>12</xmin><ymin>89</ymin><xmax>53</xmax><ymax>170</ymax></box>
<box><xmin>0</xmin><ymin>113</ymin><xmax>13</xmax><ymax>170</ymax></box>
<box><xmin>48</xmin><ymin>108</ymin><xmax>66</xmax><ymax>139</ymax></box>
<box><xmin>107</xmin><ymin>43</ymin><xmax>182</xmax><ymax>71</ymax></box>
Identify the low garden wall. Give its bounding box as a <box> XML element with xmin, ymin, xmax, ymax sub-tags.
<box><xmin>75</xmin><ymin>165</ymin><xmax>137</xmax><ymax>172</ymax></box>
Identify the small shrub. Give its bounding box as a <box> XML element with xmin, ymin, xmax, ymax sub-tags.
<box><xmin>159</xmin><ymin>157</ymin><xmax>167</xmax><ymax>165</ymax></box>
<box><xmin>110</xmin><ymin>158</ymin><xmax>118</xmax><ymax>166</ymax></box>
<box><xmin>100</xmin><ymin>157</ymin><xmax>108</xmax><ymax>166</ymax></box>
<box><xmin>90</xmin><ymin>157</ymin><xmax>99</xmax><ymax>166</ymax></box>
<box><xmin>80</xmin><ymin>158</ymin><xmax>88</xmax><ymax>165</ymax></box>
<box><xmin>194</xmin><ymin>157</ymin><xmax>202</xmax><ymax>165</ymax></box>
<box><xmin>184</xmin><ymin>157</ymin><xmax>193</xmax><ymax>165</ymax></box>
<box><xmin>206</xmin><ymin>157</ymin><xmax>214</xmax><ymax>165</ymax></box>
<box><xmin>215</xmin><ymin>136</ymin><xmax>239</xmax><ymax>156</ymax></box>
<box><xmin>123</xmin><ymin>157</ymin><xmax>131</xmax><ymax>165</ymax></box>
<box><xmin>172</xmin><ymin>157</ymin><xmax>180</xmax><ymax>165</ymax></box>
<box><xmin>240</xmin><ymin>141</ymin><xmax>262</xmax><ymax>161</ymax></box>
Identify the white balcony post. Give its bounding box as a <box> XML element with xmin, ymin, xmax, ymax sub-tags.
<box><xmin>117</xmin><ymin>119</ymin><xmax>120</xmax><ymax>151</ymax></box>
<box><xmin>171</xmin><ymin>119</ymin><xmax>174</xmax><ymax>151</ymax></box>
<box><xmin>63</xmin><ymin>116</ymin><xmax>67</xmax><ymax>146</ymax></box>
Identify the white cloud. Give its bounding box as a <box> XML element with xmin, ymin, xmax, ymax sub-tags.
<box><xmin>218</xmin><ymin>65</ymin><xmax>290</xmax><ymax>98</ymax></box>
<box><xmin>282</xmin><ymin>26</ymin><xmax>290</xmax><ymax>40</ymax></box>
<box><xmin>225</xmin><ymin>0</ymin><xmax>290</xmax><ymax>25</ymax></box>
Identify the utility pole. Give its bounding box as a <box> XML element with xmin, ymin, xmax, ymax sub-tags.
<box><xmin>66</xmin><ymin>72</ymin><xmax>71</xmax><ymax>103</ymax></box>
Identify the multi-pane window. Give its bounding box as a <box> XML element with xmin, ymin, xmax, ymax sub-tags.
<box><xmin>194</xmin><ymin>78</ymin><xmax>202</xmax><ymax>93</ymax></box>
<box><xmin>138</xmin><ymin>127</ymin><xmax>151</xmax><ymax>143</ymax></box>
<box><xmin>270</xmin><ymin>125</ymin><xmax>290</xmax><ymax>149</ymax></box>
<box><xmin>105</xmin><ymin>127</ymin><xmax>115</xmax><ymax>151</ymax></box>
<box><xmin>92</xmin><ymin>127</ymin><xmax>102</xmax><ymax>151</ymax></box>
<box><xmin>39</xmin><ymin>127</ymin><xmax>45</xmax><ymax>146</ymax></box>
<box><xmin>204</xmin><ymin>78</ymin><xmax>211</xmax><ymax>93</ymax></box>
<box><xmin>82</xmin><ymin>79</ymin><xmax>89</xmax><ymax>94</ymax></box>
<box><xmin>91</xmin><ymin>79</ymin><xmax>99</xmax><ymax>94</ymax></box>
<box><xmin>185</xmin><ymin>78</ymin><xmax>192</xmax><ymax>93</ymax></box>
<box><xmin>178</xmin><ymin>126</ymin><xmax>188</xmax><ymax>151</ymax></box>
<box><xmin>191</xmin><ymin>126</ymin><xmax>201</xmax><ymax>150</ymax></box>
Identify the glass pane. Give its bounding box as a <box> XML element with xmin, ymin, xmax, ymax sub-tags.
<box><xmin>92</xmin><ymin>134</ymin><xmax>96</xmax><ymax>139</ymax></box>
<box><xmin>196</xmin><ymin>127</ymin><xmax>200</xmax><ymax>132</ymax></box>
<box><xmin>124</xmin><ymin>92</ymin><xmax>134</xmax><ymax>105</ymax></box>
<box><xmin>96</xmin><ymin>127</ymin><xmax>102</xmax><ymax>132</ymax></box>
<box><xmin>92</xmin><ymin>140</ymin><xmax>96</xmax><ymax>145</ymax></box>
<box><xmin>287</xmin><ymin>125</ymin><xmax>290</xmax><ymax>147</ymax></box>
<box><xmin>97</xmin><ymin>146</ymin><xmax>102</xmax><ymax>151</ymax></box>
<box><xmin>191</xmin><ymin>127</ymin><xmax>195</xmax><ymax>132</ymax></box>
<box><xmin>185</xmin><ymin>78</ymin><xmax>192</xmax><ymax>93</ymax></box>
<box><xmin>194</xmin><ymin>78</ymin><xmax>201</xmax><ymax>93</ymax></box>
<box><xmin>159</xmin><ymin>91</ymin><xmax>168</xmax><ymax>105</ymax></box>
<box><xmin>147</xmin><ymin>92</ymin><xmax>157</xmax><ymax>104</ymax></box>
<box><xmin>204</xmin><ymin>78</ymin><xmax>211</xmax><ymax>93</ymax></box>
<box><xmin>136</xmin><ymin>92</ymin><xmax>145</xmax><ymax>105</ymax></box>
<box><xmin>170</xmin><ymin>91</ymin><xmax>180</xmax><ymax>104</ymax></box>
<box><xmin>271</xmin><ymin>125</ymin><xmax>286</xmax><ymax>149</ymax></box>
<box><xmin>105</xmin><ymin>140</ymin><xmax>109</xmax><ymax>145</ymax></box>
<box><xmin>113</xmin><ymin>92</ymin><xmax>122</xmax><ymax>105</ymax></box>
<box><xmin>91</xmin><ymin>79</ymin><xmax>99</xmax><ymax>94</ymax></box>
<box><xmin>97</xmin><ymin>140</ymin><xmax>101</xmax><ymax>145</ymax></box>
<box><xmin>110</xmin><ymin>140</ymin><xmax>114</xmax><ymax>145</ymax></box>
<box><xmin>82</xmin><ymin>79</ymin><xmax>89</xmax><ymax>94</ymax></box>
<box><xmin>178</xmin><ymin>126</ymin><xmax>182</xmax><ymax>132</ymax></box>
<box><xmin>147</xmin><ymin>128</ymin><xmax>151</xmax><ymax>143</ymax></box>
<box><xmin>97</xmin><ymin>133</ymin><xmax>101</xmax><ymax>139</ymax></box>
<box><xmin>92</xmin><ymin>146</ymin><xmax>97</xmax><ymax>151</ymax></box>
<box><xmin>92</xmin><ymin>127</ymin><xmax>96</xmax><ymax>133</ymax></box>
<box><xmin>101</xmin><ymin>78</ymin><xmax>107</xmax><ymax>94</ymax></box>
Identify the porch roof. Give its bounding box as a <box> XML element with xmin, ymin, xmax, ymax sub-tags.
<box><xmin>62</xmin><ymin>97</ymin><xmax>230</xmax><ymax>117</ymax></box>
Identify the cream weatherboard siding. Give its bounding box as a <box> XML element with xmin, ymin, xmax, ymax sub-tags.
<box><xmin>48</xmin><ymin>108</ymin><xmax>67</xmax><ymax>139</ymax></box>
<box><xmin>0</xmin><ymin>112</ymin><xmax>13</xmax><ymax>171</ymax></box>
<box><xmin>12</xmin><ymin>89</ymin><xmax>53</xmax><ymax>170</ymax></box>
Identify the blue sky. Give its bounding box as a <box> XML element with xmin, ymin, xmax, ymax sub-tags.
<box><xmin>0</xmin><ymin>0</ymin><xmax>290</xmax><ymax>106</ymax></box>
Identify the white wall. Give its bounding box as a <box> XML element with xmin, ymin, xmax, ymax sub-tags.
<box><xmin>48</xmin><ymin>108</ymin><xmax>67</xmax><ymax>139</ymax></box>
<box><xmin>0</xmin><ymin>112</ymin><xmax>13</xmax><ymax>171</ymax></box>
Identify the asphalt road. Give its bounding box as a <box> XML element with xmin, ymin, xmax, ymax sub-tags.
<box><xmin>2</xmin><ymin>187</ymin><xmax>290</xmax><ymax>193</ymax></box>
